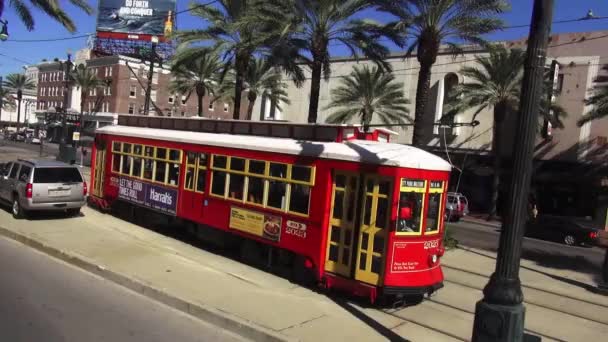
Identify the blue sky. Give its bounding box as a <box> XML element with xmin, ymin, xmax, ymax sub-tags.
<box><xmin>1</xmin><ymin>0</ymin><xmax>608</xmax><ymax>75</ymax></box>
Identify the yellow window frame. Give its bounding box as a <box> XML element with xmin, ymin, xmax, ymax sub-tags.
<box><xmin>396</xmin><ymin>179</ymin><xmax>427</xmax><ymax>236</ymax></box>
<box><xmin>425</xmin><ymin>181</ymin><xmax>444</xmax><ymax>235</ymax></box>
<box><xmin>111</xmin><ymin>141</ymin><xmax>182</xmax><ymax>188</ymax></box>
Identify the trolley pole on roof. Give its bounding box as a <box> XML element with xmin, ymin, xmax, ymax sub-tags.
<box><xmin>472</xmin><ymin>1</ymin><xmax>554</xmax><ymax>341</ymax></box>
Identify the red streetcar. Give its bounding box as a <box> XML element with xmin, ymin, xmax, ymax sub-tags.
<box><xmin>89</xmin><ymin>116</ymin><xmax>452</xmax><ymax>303</ymax></box>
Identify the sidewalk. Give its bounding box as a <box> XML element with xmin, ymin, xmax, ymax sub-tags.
<box><xmin>460</xmin><ymin>214</ymin><xmax>501</xmax><ymax>228</ymax></box>
<box><xmin>0</xmin><ymin>206</ymin><xmax>607</xmax><ymax>341</ymax></box>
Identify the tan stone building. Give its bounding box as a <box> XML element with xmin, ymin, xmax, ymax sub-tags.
<box><xmin>271</xmin><ymin>31</ymin><xmax>608</xmax><ymax>219</ymax></box>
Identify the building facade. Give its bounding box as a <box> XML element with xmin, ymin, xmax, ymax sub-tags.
<box><xmin>274</xmin><ymin>31</ymin><xmax>608</xmax><ymax>220</ymax></box>
<box><xmin>0</xmin><ymin>88</ymin><xmax>37</xmax><ymax>127</ymax></box>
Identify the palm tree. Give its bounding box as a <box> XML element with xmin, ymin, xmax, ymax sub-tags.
<box><xmin>3</xmin><ymin>73</ymin><xmax>35</xmax><ymax>130</ymax></box>
<box><xmin>578</xmin><ymin>87</ymin><xmax>608</xmax><ymax>125</ymax></box>
<box><xmin>173</xmin><ymin>0</ymin><xmax>280</xmax><ymax>120</ymax></box>
<box><xmin>0</xmin><ymin>0</ymin><xmax>92</xmax><ymax>32</ymax></box>
<box><xmin>70</xmin><ymin>65</ymin><xmax>102</xmax><ymax>131</ymax></box>
<box><xmin>325</xmin><ymin>65</ymin><xmax>411</xmax><ymax>132</ymax></box>
<box><xmin>376</xmin><ymin>0</ymin><xmax>508</xmax><ymax>147</ymax></box>
<box><xmin>451</xmin><ymin>46</ymin><xmax>565</xmax><ymax>220</ymax></box>
<box><xmin>251</xmin><ymin>0</ymin><xmax>404</xmax><ymax>124</ymax></box>
<box><xmin>170</xmin><ymin>48</ymin><xmax>223</xmax><ymax>117</ymax></box>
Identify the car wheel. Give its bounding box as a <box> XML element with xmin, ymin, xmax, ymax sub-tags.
<box><xmin>12</xmin><ymin>198</ymin><xmax>26</xmax><ymax>219</ymax></box>
<box><xmin>564</xmin><ymin>234</ymin><xmax>577</xmax><ymax>246</ymax></box>
<box><xmin>67</xmin><ymin>208</ymin><xmax>81</xmax><ymax>217</ymax></box>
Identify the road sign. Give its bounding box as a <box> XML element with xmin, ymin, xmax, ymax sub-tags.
<box><xmin>72</xmin><ymin>132</ymin><xmax>80</xmax><ymax>141</ymax></box>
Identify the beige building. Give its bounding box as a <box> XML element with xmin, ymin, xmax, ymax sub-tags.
<box><xmin>271</xmin><ymin>31</ymin><xmax>608</xmax><ymax>218</ymax></box>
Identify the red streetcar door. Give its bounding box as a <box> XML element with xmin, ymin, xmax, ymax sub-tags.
<box><xmin>354</xmin><ymin>176</ymin><xmax>391</xmax><ymax>286</ymax></box>
<box><xmin>325</xmin><ymin>172</ymin><xmax>359</xmax><ymax>277</ymax></box>
<box><xmin>92</xmin><ymin>145</ymin><xmax>106</xmax><ymax>198</ymax></box>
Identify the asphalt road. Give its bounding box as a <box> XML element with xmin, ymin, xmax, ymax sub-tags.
<box><xmin>449</xmin><ymin>220</ymin><xmax>605</xmax><ymax>275</ymax></box>
<box><xmin>0</xmin><ymin>137</ymin><xmax>59</xmax><ymax>155</ymax></box>
<box><xmin>0</xmin><ymin>236</ymin><xmax>244</xmax><ymax>342</ymax></box>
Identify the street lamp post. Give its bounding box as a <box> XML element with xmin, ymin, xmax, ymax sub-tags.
<box><xmin>471</xmin><ymin>1</ymin><xmax>554</xmax><ymax>341</ymax></box>
<box><xmin>59</xmin><ymin>51</ymin><xmax>74</xmax><ymax>161</ymax></box>
<box><xmin>143</xmin><ymin>36</ymin><xmax>160</xmax><ymax>116</ymax></box>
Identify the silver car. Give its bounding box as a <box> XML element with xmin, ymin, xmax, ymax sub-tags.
<box><xmin>0</xmin><ymin>159</ymin><xmax>87</xmax><ymax>219</ymax></box>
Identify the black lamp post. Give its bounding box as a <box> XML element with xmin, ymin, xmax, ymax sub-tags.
<box><xmin>143</xmin><ymin>35</ymin><xmax>160</xmax><ymax>116</ymax></box>
<box><xmin>471</xmin><ymin>1</ymin><xmax>554</xmax><ymax>341</ymax></box>
<box><xmin>58</xmin><ymin>51</ymin><xmax>74</xmax><ymax>161</ymax></box>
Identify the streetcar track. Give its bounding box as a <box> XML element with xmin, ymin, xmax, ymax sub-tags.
<box><xmin>380</xmin><ymin>309</ymin><xmax>468</xmax><ymax>342</ymax></box>
<box><xmin>443</xmin><ymin>264</ymin><xmax>608</xmax><ymax>310</ymax></box>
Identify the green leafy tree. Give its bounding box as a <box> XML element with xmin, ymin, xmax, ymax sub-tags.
<box><xmin>450</xmin><ymin>46</ymin><xmax>565</xmax><ymax>219</ymax></box>
<box><xmin>0</xmin><ymin>0</ymin><xmax>93</xmax><ymax>32</ymax></box>
<box><xmin>3</xmin><ymin>73</ymin><xmax>35</xmax><ymax>130</ymax></box>
<box><xmin>70</xmin><ymin>64</ymin><xmax>103</xmax><ymax>131</ymax></box>
<box><xmin>173</xmin><ymin>0</ymin><xmax>282</xmax><ymax>120</ymax></box>
<box><xmin>578</xmin><ymin>86</ymin><xmax>608</xmax><ymax>125</ymax></box>
<box><xmin>170</xmin><ymin>48</ymin><xmax>223</xmax><ymax>117</ymax></box>
<box><xmin>251</xmin><ymin>0</ymin><xmax>404</xmax><ymax>124</ymax></box>
<box><xmin>376</xmin><ymin>0</ymin><xmax>508</xmax><ymax>146</ymax></box>
<box><xmin>325</xmin><ymin>65</ymin><xmax>411</xmax><ymax>132</ymax></box>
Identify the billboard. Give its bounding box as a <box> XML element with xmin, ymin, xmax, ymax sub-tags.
<box><xmin>96</xmin><ymin>0</ymin><xmax>176</xmax><ymax>41</ymax></box>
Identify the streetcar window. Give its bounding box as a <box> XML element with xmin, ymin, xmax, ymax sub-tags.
<box><xmin>198</xmin><ymin>153</ymin><xmax>208</xmax><ymax>167</ymax></box>
<box><xmin>249</xmin><ymin>160</ymin><xmax>266</xmax><ymax>175</ymax></box>
<box><xmin>228</xmin><ymin>173</ymin><xmax>245</xmax><ymax>201</ymax></box>
<box><xmin>247</xmin><ymin>177</ymin><xmax>264</xmax><ymax>205</ymax></box>
<box><xmin>267</xmin><ymin>180</ymin><xmax>287</xmax><ymax>210</ymax></box>
<box><xmin>292</xmin><ymin>166</ymin><xmax>312</xmax><ymax>183</ymax></box>
<box><xmin>122</xmin><ymin>143</ymin><xmax>132</xmax><ymax>154</ymax></box>
<box><xmin>132</xmin><ymin>157</ymin><xmax>142</xmax><ymax>177</ymax></box>
<box><xmin>155</xmin><ymin>161</ymin><xmax>167</xmax><ymax>183</ymax></box>
<box><xmin>133</xmin><ymin>144</ymin><xmax>143</xmax><ymax>155</ymax></box>
<box><xmin>213</xmin><ymin>155</ymin><xmax>228</xmax><ymax>169</ymax></box>
<box><xmin>269</xmin><ymin>163</ymin><xmax>287</xmax><ymax>179</ymax></box>
<box><xmin>397</xmin><ymin>192</ymin><xmax>424</xmax><ymax>234</ymax></box>
<box><xmin>212</xmin><ymin>171</ymin><xmax>227</xmax><ymax>196</ymax></box>
<box><xmin>112</xmin><ymin>154</ymin><xmax>121</xmax><ymax>172</ymax></box>
<box><xmin>185</xmin><ymin>168</ymin><xmax>195</xmax><ymax>190</ymax></box>
<box><xmin>169</xmin><ymin>149</ymin><xmax>181</xmax><ymax>161</ymax></box>
<box><xmin>168</xmin><ymin>163</ymin><xmax>180</xmax><ymax>186</ymax></box>
<box><xmin>230</xmin><ymin>157</ymin><xmax>246</xmax><ymax>172</ymax></box>
<box><xmin>112</xmin><ymin>142</ymin><xmax>121</xmax><ymax>152</ymax></box>
<box><xmin>121</xmin><ymin>156</ymin><xmax>132</xmax><ymax>175</ymax></box>
<box><xmin>156</xmin><ymin>148</ymin><xmax>167</xmax><ymax>160</ymax></box>
<box><xmin>196</xmin><ymin>169</ymin><xmax>206</xmax><ymax>192</ymax></box>
<box><xmin>144</xmin><ymin>146</ymin><xmax>154</xmax><ymax>157</ymax></box>
<box><xmin>186</xmin><ymin>152</ymin><xmax>196</xmax><ymax>165</ymax></box>
<box><xmin>376</xmin><ymin>197</ymin><xmax>389</xmax><ymax>229</ymax></box>
<box><xmin>143</xmin><ymin>159</ymin><xmax>153</xmax><ymax>180</ymax></box>
<box><xmin>289</xmin><ymin>184</ymin><xmax>311</xmax><ymax>215</ymax></box>
<box><xmin>426</xmin><ymin>193</ymin><xmax>442</xmax><ymax>233</ymax></box>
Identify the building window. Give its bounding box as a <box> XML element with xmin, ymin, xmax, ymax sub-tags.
<box><xmin>130</xmin><ymin>85</ymin><xmax>136</xmax><ymax>98</ymax></box>
<box><xmin>141</xmin><ymin>87</ymin><xmax>146</xmax><ymax>96</ymax></box>
<box><xmin>105</xmin><ymin>66</ymin><xmax>112</xmax><ymax>77</ymax></box>
<box><xmin>102</xmin><ymin>102</ymin><xmax>109</xmax><ymax>112</ymax></box>
<box><xmin>41</xmin><ymin>87</ymin><xmax>45</xmax><ymax>96</ymax></box>
<box><xmin>104</xmin><ymin>86</ymin><xmax>111</xmax><ymax>96</ymax></box>
<box><xmin>88</xmin><ymin>102</ymin><xmax>93</xmax><ymax>112</ymax></box>
<box><xmin>181</xmin><ymin>95</ymin><xmax>187</xmax><ymax>105</ymax></box>
<box><xmin>181</xmin><ymin>111</ymin><xmax>185</xmax><ymax>117</ymax></box>
<box><xmin>168</xmin><ymin>95</ymin><xmax>174</xmax><ymax>104</ymax></box>
<box><xmin>208</xmin><ymin>101</ymin><xmax>214</xmax><ymax>111</ymax></box>
<box><xmin>151</xmin><ymin>89</ymin><xmax>157</xmax><ymax>102</ymax></box>
<box><xmin>128</xmin><ymin>103</ymin><xmax>134</xmax><ymax>114</ymax></box>
<box><xmin>223</xmin><ymin>103</ymin><xmax>229</xmax><ymax>112</ymax></box>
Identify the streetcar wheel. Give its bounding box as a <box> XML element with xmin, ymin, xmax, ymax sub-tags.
<box><xmin>405</xmin><ymin>294</ymin><xmax>424</xmax><ymax>306</ymax></box>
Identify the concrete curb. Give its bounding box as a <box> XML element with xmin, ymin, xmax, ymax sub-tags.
<box><xmin>461</xmin><ymin>217</ymin><xmax>501</xmax><ymax>229</ymax></box>
<box><xmin>0</xmin><ymin>225</ymin><xmax>296</xmax><ymax>342</ymax></box>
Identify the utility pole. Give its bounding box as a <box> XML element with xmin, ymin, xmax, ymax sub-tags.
<box><xmin>59</xmin><ymin>51</ymin><xmax>74</xmax><ymax>162</ymax></box>
<box><xmin>471</xmin><ymin>1</ymin><xmax>554</xmax><ymax>341</ymax></box>
<box><xmin>0</xmin><ymin>76</ymin><xmax>3</xmax><ymax>126</ymax></box>
<box><xmin>144</xmin><ymin>36</ymin><xmax>160</xmax><ymax>116</ymax></box>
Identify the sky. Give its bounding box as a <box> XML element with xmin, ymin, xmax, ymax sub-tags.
<box><xmin>1</xmin><ymin>0</ymin><xmax>608</xmax><ymax>75</ymax></box>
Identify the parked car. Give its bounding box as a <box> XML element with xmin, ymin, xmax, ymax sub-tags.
<box><xmin>525</xmin><ymin>215</ymin><xmax>601</xmax><ymax>246</ymax></box>
<box><xmin>0</xmin><ymin>159</ymin><xmax>87</xmax><ymax>219</ymax></box>
<box><xmin>445</xmin><ymin>192</ymin><xmax>469</xmax><ymax>222</ymax></box>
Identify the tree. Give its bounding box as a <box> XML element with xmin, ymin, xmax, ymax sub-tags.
<box><xmin>578</xmin><ymin>86</ymin><xmax>608</xmax><ymax>125</ymax></box>
<box><xmin>173</xmin><ymin>0</ymin><xmax>280</xmax><ymax>120</ymax></box>
<box><xmin>0</xmin><ymin>88</ymin><xmax>15</xmax><ymax>111</ymax></box>
<box><xmin>376</xmin><ymin>0</ymin><xmax>508</xmax><ymax>147</ymax></box>
<box><xmin>3</xmin><ymin>73</ymin><xmax>35</xmax><ymax>130</ymax></box>
<box><xmin>0</xmin><ymin>0</ymin><xmax>93</xmax><ymax>32</ymax></box>
<box><xmin>325</xmin><ymin>65</ymin><xmax>411</xmax><ymax>132</ymax></box>
<box><xmin>450</xmin><ymin>46</ymin><xmax>565</xmax><ymax>219</ymax></box>
<box><xmin>70</xmin><ymin>65</ymin><xmax>102</xmax><ymax>131</ymax></box>
<box><xmin>251</xmin><ymin>0</ymin><xmax>404</xmax><ymax>124</ymax></box>
<box><xmin>170</xmin><ymin>48</ymin><xmax>223</xmax><ymax>117</ymax></box>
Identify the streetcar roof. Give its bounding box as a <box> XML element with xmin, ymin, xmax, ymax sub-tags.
<box><xmin>97</xmin><ymin>125</ymin><xmax>452</xmax><ymax>171</ymax></box>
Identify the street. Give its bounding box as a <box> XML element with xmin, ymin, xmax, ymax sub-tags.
<box><xmin>449</xmin><ymin>220</ymin><xmax>604</xmax><ymax>275</ymax></box>
<box><xmin>0</xmin><ymin>236</ymin><xmax>244</xmax><ymax>342</ymax></box>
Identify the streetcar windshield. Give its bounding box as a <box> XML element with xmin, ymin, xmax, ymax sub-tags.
<box><xmin>397</xmin><ymin>191</ymin><xmax>424</xmax><ymax>234</ymax></box>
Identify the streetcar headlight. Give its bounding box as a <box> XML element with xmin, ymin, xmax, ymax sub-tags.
<box><xmin>430</xmin><ymin>254</ymin><xmax>438</xmax><ymax>264</ymax></box>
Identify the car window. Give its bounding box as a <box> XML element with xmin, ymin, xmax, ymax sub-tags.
<box><xmin>447</xmin><ymin>196</ymin><xmax>457</xmax><ymax>203</ymax></box>
<box><xmin>33</xmin><ymin>167</ymin><xmax>83</xmax><ymax>183</ymax></box>
<box><xmin>9</xmin><ymin>164</ymin><xmax>20</xmax><ymax>179</ymax></box>
<box><xmin>2</xmin><ymin>162</ymin><xmax>12</xmax><ymax>177</ymax></box>
<box><xmin>18</xmin><ymin>165</ymin><xmax>32</xmax><ymax>182</ymax></box>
